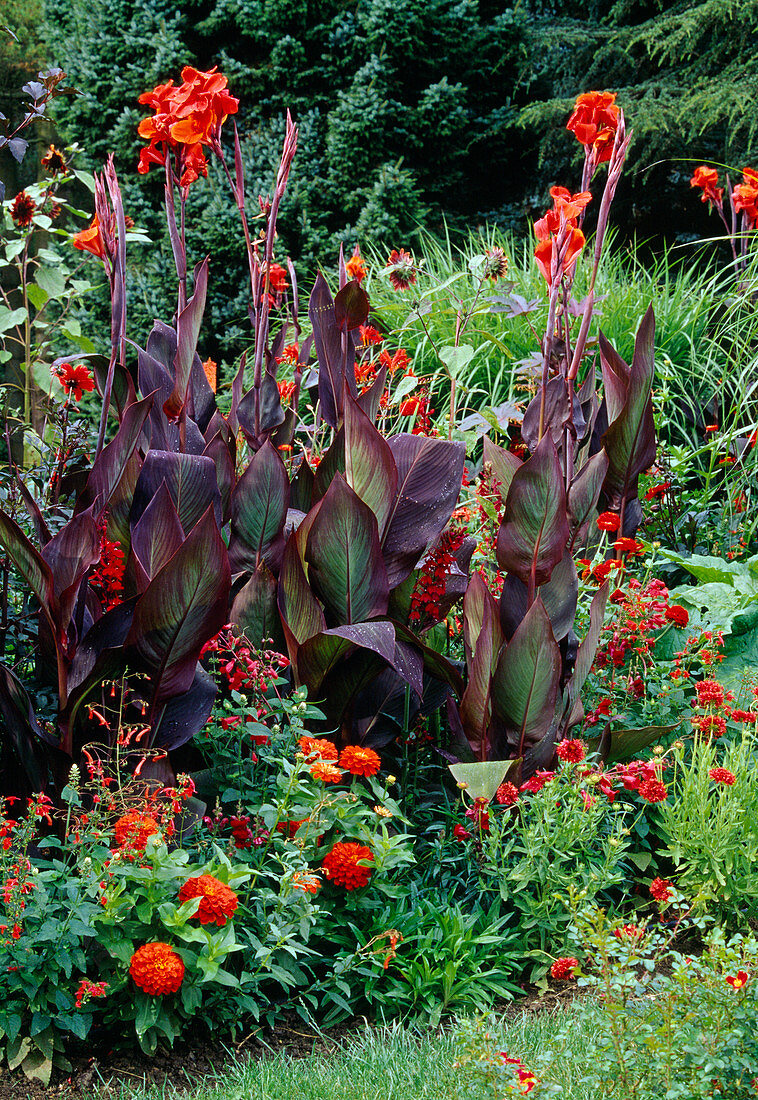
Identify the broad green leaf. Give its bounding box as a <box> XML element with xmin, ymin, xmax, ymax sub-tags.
<box><xmin>482</xmin><ymin>436</ymin><xmax>521</xmax><ymax>506</ymax></box>
<box><xmin>439</xmin><ymin>344</ymin><xmax>475</xmax><ymax>377</ymax></box>
<box><xmin>35</xmin><ymin>266</ymin><xmax>66</xmax><ymax>299</ymax></box>
<box><xmin>26</xmin><ymin>284</ymin><xmax>48</xmax><ymax>310</ymax></box>
<box><xmin>0</xmin><ymin>305</ymin><xmax>27</xmax><ymax>333</ymax></box>
<box><xmin>491</xmin><ymin>597</ymin><xmax>560</xmax><ymax>753</ymax></box>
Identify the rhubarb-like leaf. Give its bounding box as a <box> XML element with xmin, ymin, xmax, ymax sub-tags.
<box><xmin>296</xmin><ymin>622</ymin><xmax>396</xmax><ymax>694</ymax></box>
<box><xmin>130</xmin><ymin>482</ymin><xmax>185</xmax><ymax>588</ymax></box>
<box><xmin>491</xmin><ymin>597</ymin><xmax>561</xmax><ymax>756</ymax></box>
<box><xmin>567</xmin><ymin>451</ymin><xmax>609</xmax><ymax>548</ymax></box>
<box><xmin>482</xmin><ymin>437</ymin><xmax>522</xmax><ymax>507</ymax></box>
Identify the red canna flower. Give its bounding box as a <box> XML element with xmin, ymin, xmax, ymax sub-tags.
<box><xmin>10</xmin><ymin>191</ymin><xmax>35</xmax><ymax>228</ymax></box>
<box><xmin>566</xmin><ymin>90</ymin><xmax>619</xmax><ymax>163</ymax></box>
<box><xmin>690</xmin><ymin>166</ymin><xmax>723</xmax><ymax>208</ymax></box>
<box><xmin>345</xmin><ymin>245</ymin><xmax>367</xmax><ymax>283</ymax></box>
<box><xmin>52</xmin><ymin>361</ymin><xmax>96</xmax><ymax>402</ymax></box>
<box><xmin>733</xmin><ymin>168</ymin><xmax>758</xmax><ymax>229</ymax></box>
<box><xmin>72</xmin><ymin>215</ymin><xmax>106</xmax><ymax>260</ymax></box>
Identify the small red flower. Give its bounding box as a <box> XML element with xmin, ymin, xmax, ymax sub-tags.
<box><xmin>453</xmin><ymin>823</ymin><xmax>472</xmax><ymax>841</ymax></box>
<box><xmin>690</xmin><ymin>165</ymin><xmax>723</xmax><ymax>206</ymax></box>
<box><xmin>72</xmin><ymin>215</ymin><xmax>106</xmax><ymax>260</ymax></box>
<box><xmin>596</xmin><ymin>511</ymin><xmax>620</xmax><ymax>532</ymax></box>
<box><xmin>52</xmin><ymin>361</ymin><xmax>95</xmax><ymax>402</ymax></box>
<box><xmin>384</xmin><ymin>248</ymin><xmax>417</xmax><ymax>291</ymax></box>
<box><xmin>495</xmin><ymin>781</ymin><xmax>519</xmax><ymax>806</ymax></box>
<box><xmin>696</xmin><ymin>679</ymin><xmax>724</xmax><ymax>707</ymax></box>
<box><xmin>726</xmin><ymin>970</ymin><xmax>749</xmax><ymax>989</ymax></box>
<box><xmin>613</xmin><ymin>923</ymin><xmax>645</xmax><ymax>941</ymax></box>
<box><xmin>665</xmin><ymin>605</ymin><xmax>689</xmax><ymax>627</ymax></box>
<box><xmin>649</xmin><ymin>877</ymin><xmax>673</xmax><ymax>902</ymax></box>
<box><xmin>709</xmin><ymin>767</ymin><xmax>736</xmax><ymax>786</ymax></box>
<box><xmin>550</xmin><ymin>956</ymin><xmax>579</xmax><ymax>979</ymax></box>
<box><xmin>556</xmin><ymin>738</ymin><xmax>586</xmax><ymax>763</ymax></box>
<box><xmin>10</xmin><ymin>191</ymin><xmax>35</xmax><ymax>228</ymax></box>
<box><xmin>638</xmin><ymin>778</ymin><xmax>667</xmax><ymax>803</ymax></box>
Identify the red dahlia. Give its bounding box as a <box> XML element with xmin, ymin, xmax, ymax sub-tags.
<box><xmin>709</xmin><ymin>767</ymin><xmax>736</xmax><ymax>786</ymax></box>
<box><xmin>556</xmin><ymin>739</ymin><xmax>586</xmax><ymax>763</ymax></box>
<box><xmin>550</xmin><ymin>956</ymin><xmax>579</xmax><ymax>980</ymax></box>
<box><xmin>10</xmin><ymin>191</ymin><xmax>35</xmax><ymax>227</ymax></box>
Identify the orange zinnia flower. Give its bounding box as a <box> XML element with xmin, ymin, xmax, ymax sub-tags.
<box><xmin>309</xmin><ymin>761</ymin><xmax>343</xmax><ymax>783</ymax></box>
<box><xmin>339</xmin><ymin>745</ymin><xmax>381</xmax><ymax>777</ymax></box>
<box><xmin>321</xmin><ymin>841</ymin><xmax>374</xmax><ymax>890</ymax></box>
<box><xmin>292</xmin><ymin>871</ymin><xmax>321</xmax><ymax>894</ymax></box>
<box><xmin>566</xmin><ymin>90</ymin><xmax>619</xmax><ymax>163</ymax></box>
<box><xmin>178</xmin><ymin>874</ymin><xmax>238</xmax><ymax>926</ymax></box>
<box><xmin>113</xmin><ymin>810</ymin><xmax>160</xmax><ymax>850</ymax></box>
<box><xmin>298</xmin><ymin>736</ymin><xmax>338</xmax><ymax>761</ymax></box>
<box><xmin>129</xmin><ymin>942</ymin><xmax>185</xmax><ymax>995</ymax></box>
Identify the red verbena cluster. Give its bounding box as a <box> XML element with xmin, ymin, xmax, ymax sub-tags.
<box><xmin>409</xmin><ymin>528</ymin><xmax>466</xmax><ymax>625</ymax></box>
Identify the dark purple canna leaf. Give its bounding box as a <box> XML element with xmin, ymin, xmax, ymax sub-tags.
<box><xmin>382</xmin><ymin>434</ymin><xmax>466</xmax><ymax>588</ymax></box>
<box><xmin>496</xmin><ymin>432</ymin><xmax>569</xmax><ymax>589</ymax></box>
<box><xmin>131</xmin><ymin>451</ymin><xmax>222</xmax><ymax>535</ymax></box>
<box><xmin>149</xmin><ymin>666</ymin><xmax>217</xmax><ymax>751</ymax></box>
<box><xmin>309</xmin><ymin>272</ymin><xmax>357</xmax><ymax>428</ymax></box>
<box><xmin>392</xmin><ymin>621</ymin><xmax>464</xmax><ymax>697</ymax></box>
<box><xmin>0</xmin><ymin>510</ymin><xmax>58</xmax><ymax>637</ymax></box>
<box><xmin>290</xmin><ymin>459</ymin><xmax>315</xmax><ymax>514</ymax></box>
<box><xmin>127</xmin><ymin>507</ymin><xmax>231</xmax><ymax>703</ymax></box>
<box><xmin>463</xmin><ymin>569</ymin><xmax>496</xmax><ymax>667</ymax></box>
<box><xmin>236</xmin><ymin>371</ymin><xmax>286</xmax><ymax>443</ymax></box>
<box><xmin>130</xmin><ymin>482</ymin><xmax>185</xmax><ymax>590</ymax></box>
<box><xmin>482</xmin><ymin>437</ymin><xmax>522</xmax><ymax>507</ymax></box>
<box><xmin>566</xmin><ymin>582</ymin><xmax>610</xmax><ymax>711</ymax></box>
<box><xmin>313</xmin><ymin>427</ymin><xmax>345</xmax><ymax>500</ymax></box>
<box><xmin>66</xmin><ymin>598</ymin><xmax>136</xmax><ymax>695</ymax></box>
<box><xmin>305</xmin><ymin>474</ymin><xmax>389</xmax><ymax>625</ymax></box>
<box><xmin>334</xmin><ymin>280</ymin><xmax>370</xmax><ymax>331</ymax></box>
<box><xmin>228</xmin><ymin>439</ymin><xmax>290</xmax><ymax>574</ymax></box>
<box><xmin>490</xmin><ymin>597</ymin><xmax>561</xmax><ymax>757</ymax></box>
<box><xmin>230</xmin><ymin>562</ymin><xmax>284</xmax><ymax>650</ymax></box>
<box><xmin>164</xmin><ymin>257</ymin><xmax>209</xmax><ymax>421</ymax></box>
<box><xmin>41</xmin><ymin>509</ymin><xmax>100</xmax><ymax>627</ymax></box>
<box><xmin>357</xmin><ymin>365</ymin><xmax>387</xmax><ymax>424</ymax></box>
<box><xmin>81</xmin><ymin>395</ymin><xmax>153</xmax><ymax>517</ymax></box>
<box><xmin>600</xmin><ymin>306</ymin><xmax>657</xmax><ymax>510</ymax></box>
<box><xmin>278</xmin><ymin>514</ymin><xmax>327</xmax><ymax>655</ymax></box>
<box><xmin>105</xmin><ymin>451</ymin><xmax>141</xmax><ymax>552</ymax></box>
<box><xmin>92</xmin><ymin>355</ymin><xmax>137</xmax><ymax>420</ymax></box>
<box><xmin>567</xmin><ymin>451</ymin><xmax>609</xmax><ymax>548</ymax></box>
<box><xmin>460</xmin><ymin>575</ymin><xmax>504</xmax><ymax>760</ymax></box>
<box><xmin>499</xmin><ymin>549</ymin><xmax>578</xmax><ymax>643</ymax></box>
<box><xmin>0</xmin><ymin>663</ymin><xmax>51</xmax><ymax>795</ymax></box>
<box><xmin>521</xmin><ymin>377</ymin><xmax>570</xmax><ymax>452</ymax></box>
<box><xmin>202</xmin><ymin>430</ymin><xmax>236</xmax><ymax>524</ymax></box>
<box><xmin>295</xmin><ymin>622</ymin><xmax>396</xmax><ymax>695</ymax></box>
<box><xmin>343</xmin><ymin>391</ymin><xmax>398</xmax><ymax>535</ymax></box>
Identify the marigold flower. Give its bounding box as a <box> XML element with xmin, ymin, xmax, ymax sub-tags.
<box><xmin>556</xmin><ymin>738</ymin><xmax>586</xmax><ymax>763</ymax></box>
<box><xmin>596</xmin><ymin>511</ymin><xmax>620</xmax><ymax>532</ymax></box>
<box><xmin>129</xmin><ymin>942</ymin><xmax>185</xmax><ymax>995</ymax></box>
<box><xmin>566</xmin><ymin>90</ymin><xmax>619</xmax><ymax>163</ymax></box>
<box><xmin>495</xmin><ymin>781</ymin><xmax>519</xmax><ymax>806</ymax></box>
<box><xmin>51</xmin><ymin>361</ymin><xmax>95</xmax><ymax>402</ymax></box>
<box><xmin>550</xmin><ymin>956</ymin><xmax>579</xmax><ymax>979</ymax></box>
<box><xmin>384</xmin><ymin>248</ymin><xmax>417</xmax><ymax>290</ymax></box>
<box><xmin>638</xmin><ymin>778</ymin><xmax>667</xmax><ymax>803</ymax></box>
<box><xmin>298</xmin><ymin>736</ymin><xmax>338</xmax><ymax>761</ymax></box>
<box><xmin>309</xmin><ymin>761</ymin><xmax>343</xmax><ymax>783</ymax></box>
<box><xmin>322</xmin><ymin>841</ymin><xmax>374</xmax><ymax>890</ymax></box>
<box><xmin>113</xmin><ymin>810</ymin><xmax>160</xmax><ymax>850</ymax></box>
<box><xmin>339</xmin><ymin>745</ymin><xmax>381</xmax><ymax>777</ymax></box>
<box><xmin>179</xmin><ymin>874</ymin><xmax>238</xmax><ymax>925</ymax></box>
<box><xmin>292</xmin><ymin>871</ymin><xmax>321</xmax><ymax>893</ymax></box>
<box><xmin>726</xmin><ymin>970</ymin><xmax>749</xmax><ymax>989</ymax></box>
<box><xmin>709</xmin><ymin>767</ymin><xmax>736</xmax><ymax>785</ymax></box>
<box><xmin>10</xmin><ymin>191</ymin><xmax>35</xmax><ymax>228</ymax></box>
<box><xmin>665</xmin><ymin>605</ymin><xmax>689</xmax><ymax>627</ymax></box>
<box><xmin>650</xmin><ymin>877</ymin><xmax>673</xmax><ymax>901</ymax></box>
<box><xmin>72</xmin><ymin>215</ymin><xmax>106</xmax><ymax>260</ymax></box>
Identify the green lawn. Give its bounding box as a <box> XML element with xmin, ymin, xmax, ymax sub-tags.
<box><xmin>85</xmin><ymin>1010</ymin><xmax>594</xmax><ymax>1100</ymax></box>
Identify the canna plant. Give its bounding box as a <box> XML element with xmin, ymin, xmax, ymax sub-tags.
<box><xmin>449</xmin><ymin>93</ymin><xmax>659</xmax><ymax>796</ymax></box>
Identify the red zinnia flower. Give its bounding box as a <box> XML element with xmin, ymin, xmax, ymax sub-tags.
<box><xmin>709</xmin><ymin>767</ymin><xmax>736</xmax><ymax>786</ymax></box>
<box><xmin>129</xmin><ymin>942</ymin><xmax>185</xmax><ymax>995</ymax></box>
<box><xmin>51</xmin><ymin>361</ymin><xmax>96</xmax><ymax>402</ymax></box>
<box><xmin>613</xmin><ymin>537</ymin><xmax>644</xmax><ymax>556</ymax></box>
<box><xmin>556</xmin><ymin>738</ymin><xmax>586</xmax><ymax>763</ymax></box>
<box><xmin>665</xmin><ymin>605</ymin><xmax>689</xmax><ymax>627</ymax></box>
<box><xmin>638</xmin><ymin>778</ymin><xmax>667</xmax><ymax>803</ymax></box>
<box><xmin>596</xmin><ymin>511</ymin><xmax>620</xmax><ymax>532</ymax></box>
<box><xmin>178</xmin><ymin>874</ymin><xmax>238</xmax><ymax>926</ymax></box>
<box><xmin>649</xmin><ymin>877</ymin><xmax>673</xmax><ymax>901</ymax></box>
<box><xmin>495</xmin><ymin>781</ymin><xmax>519</xmax><ymax>806</ymax></box>
<box><xmin>321</xmin><ymin>841</ymin><xmax>374</xmax><ymax>890</ymax></box>
<box><xmin>113</xmin><ymin>810</ymin><xmax>160</xmax><ymax>850</ymax></box>
<box><xmin>550</xmin><ymin>956</ymin><xmax>579</xmax><ymax>979</ymax></box>
<box><xmin>10</xmin><ymin>191</ymin><xmax>35</xmax><ymax>228</ymax></box>
<box><xmin>339</xmin><ymin>745</ymin><xmax>381</xmax><ymax>777</ymax></box>
<box><xmin>384</xmin><ymin>248</ymin><xmax>417</xmax><ymax>291</ymax></box>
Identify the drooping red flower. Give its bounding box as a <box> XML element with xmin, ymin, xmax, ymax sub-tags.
<box><xmin>596</xmin><ymin>511</ymin><xmax>620</xmax><ymax>532</ymax></box>
<box><xmin>566</xmin><ymin>91</ymin><xmax>620</xmax><ymax>163</ymax></box>
<box><xmin>638</xmin><ymin>778</ymin><xmax>667</xmax><ymax>803</ymax></box>
<box><xmin>556</xmin><ymin>738</ymin><xmax>586</xmax><ymax>763</ymax></box>
<box><xmin>113</xmin><ymin>810</ymin><xmax>160</xmax><ymax>850</ymax></box>
<box><xmin>51</xmin><ymin>361</ymin><xmax>96</xmax><ymax>402</ymax></box>
<box><xmin>72</xmin><ymin>215</ymin><xmax>106</xmax><ymax>260</ymax></box>
<box><xmin>709</xmin><ymin>767</ymin><xmax>736</xmax><ymax>786</ymax></box>
<box><xmin>384</xmin><ymin>248</ymin><xmax>417</xmax><ymax>291</ymax></box>
<box><xmin>649</xmin><ymin>877</ymin><xmax>673</xmax><ymax>902</ymax></box>
<box><xmin>665</xmin><ymin>605</ymin><xmax>689</xmax><ymax>627</ymax></box>
<box><xmin>10</xmin><ymin>191</ymin><xmax>35</xmax><ymax>228</ymax></box>
<box><xmin>129</xmin><ymin>942</ymin><xmax>185</xmax><ymax>995</ymax></box>
<box><xmin>550</xmin><ymin>956</ymin><xmax>579</xmax><ymax>979</ymax></box>
<box><xmin>178</xmin><ymin>874</ymin><xmax>238</xmax><ymax>926</ymax></box>
<box><xmin>90</xmin><ymin>535</ymin><xmax>125</xmax><ymax>610</ymax></box>
<box><xmin>690</xmin><ymin>165</ymin><xmax>723</xmax><ymax>207</ymax></box>
<box><xmin>321</xmin><ymin>841</ymin><xmax>374</xmax><ymax>890</ymax></box>
<box><xmin>453</xmin><ymin>823</ymin><xmax>472</xmax><ymax>841</ymax></box>
<box><xmin>339</xmin><ymin>745</ymin><xmax>381</xmax><ymax>777</ymax></box>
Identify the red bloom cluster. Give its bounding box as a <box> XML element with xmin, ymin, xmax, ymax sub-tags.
<box><xmin>129</xmin><ymin>942</ymin><xmax>185</xmax><ymax>995</ymax></box>
<box><xmin>613</xmin><ymin>924</ymin><xmax>645</xmax><ymax>942</ymax></box>
<box><xmin>138</xmin><ymin>67</ymin><xmax>239</xmax><ymax>188</ymax></box>
<box><xmin>733</xmin><ymin>168</ymin><xmax>758</xmax><ymax>228</ymax></box>
<box><xmin>613</xmin><ymin>758</ymin><xmax>668</xmax><ymax>801</ymax></box>
<box><xmin>113</xmin><ymin>810</ymin><xmax>160</xmax><ymax>850</ymax></box>
<box><xmin>709</xmin><ymin>767</ymin><xmax>736</xmax><ymax>786</ymax></box>
<box><xmin>52</xmin><ymin>361</ymin><xmax>95</xmax><ymax>402</ymax></box>
<box><xmin>550</xmin><ymin>956</ymin><xmax>579</xmax><ymax>979</ymax></box>
<box><xmin>520</xmin><ymin>770</ymin><xmax>555</xmax><ymax>794</ymax></box>
<box><xmin>566</xmin><ymin>90</ymin><xmax>619</xmax><ymax>163</ymax></box>
<box><xmin>593</xmin><ymin>577</ymin><xmax>670</xmax><ymax>678</ymax></box>
<box><xmin>665</xmin><ymin>604</ymin><xmax>689</xmax><ymax>627</ymax></box>
<box><xmin>495</xmin><ymin>781</ymin><xmax>519</xmax><ymax>806</ymax></box>
<box><xmin>649</xmin><ymin>877</ymin><xmax>673</xmax><ymax>902</ymax></box>
<box><xmin>556</xmin><ymin>738</ymin><xmax>586</xmax><ymax>763</ymax></box>
<box><xmin>321</xmin><ymin>841</ymin><xmax>374</xmax><ymax>890</ymax></box>
<box><xmin>497</xmin><ymin>1054</ymin><xmax>538</xmax><ymax>1095</ymax></box>
<box><xmin>464</xmin><ymin>797</ymin><xmax>490</xmax><ymax>832</ymax></box>
<box><xmin>74</xmin><ymin>978</ymin><xmax>108</xmax><ymax>1009</ymax></box>
<box><xmin>345</xmin><ymin>245</ymin><xmax>367</xmax><ymax>283</ymax></box>
<box><xmin>90</xmin><ymin>534</ymin><xmax>125</xmax><ymax>611</ymax></box>
<box><xmin>534</xmin><ymin>186</ymin><xmax>590</xmax><ymax>285</ymax></box>
<box><xmin>179</xmin><ymin>874</ymin><xmax>238</xmax><ymax>926</ymax></box>
<box><xmin>201</xmin><ymin>625</ymin><xmax>289</xmax><ymax>698</ymax></box>
<box><xmin>409</xmin><ymin>528</ymin><xmax>465</xmax><ymax>625</ymax></box>
<box><xmin>690</xmin><ymin>166</ymin><xmax>724</xmax><ymax>208</ymax></box>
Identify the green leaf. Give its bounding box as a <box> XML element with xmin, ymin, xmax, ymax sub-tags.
<box><xmin>73</xmin><ymin>169</ymin><xmax>96</xmax><ymax>192</ymax></box>
<box><xmin>35</xmin><ymin>266</ymin><xmax>66</xmax><ymax>299</ymax></box>
<box><xmin>0</xmin><ymin>305</ymin><xmax>27</xmax><ymax>334</ymax></box>
<box><xmin>439</xmin><ymin>344</ymin><xmax>475</xmax><ymax>377</ymax></box>
<box><xmin>448</xmin><ymin>761</ymin><xmax>510</xmax><ymax>801</ymax></box>
<box><xmin>26</xmin><ymin>284</ymin><xmax>49</xmax><ymax>311</ymax></box>
<box><xmin>491</xmin><ymin>597</ymin><xmax>561</xmax><ymax>753</ymax></box>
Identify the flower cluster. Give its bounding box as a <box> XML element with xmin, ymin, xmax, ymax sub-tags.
<box><xmin>201</xmin><ymin>625</ymin><xmax>289</xmax><ymax>700</ymax></box>
<box><xmin>89</xmin><ymin>533</ymin><xmax>125</xmax><ymax>611</ymax></box>
<box><xmin>533</xmin><ymin>186</ymin><xmax>591</xmax><ymax>285</ymax></box>
<box><xmin>566</xmin><ymin>90</ymin><xmax>619</xmax><ymax>164</ymax></box>
<box><xmin>113</xmin><ymin>810</ymin><xmax>160</xmax><ymax>851</ymax></box>
<box><xmin>74</xmin><ymin>978</ymin><xmax>108</xmax><ymax>1009</ymax></box>
<box><xmin>409</xmin><ymin>528</ymin><xmax>466</xmax><ymax>625</ymax></box>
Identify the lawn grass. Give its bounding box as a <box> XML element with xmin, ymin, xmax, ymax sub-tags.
<box><xmin>84</xmin><ymin>1010</ymin><xmax>595</xmax><ymax>1100</ymax></box>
